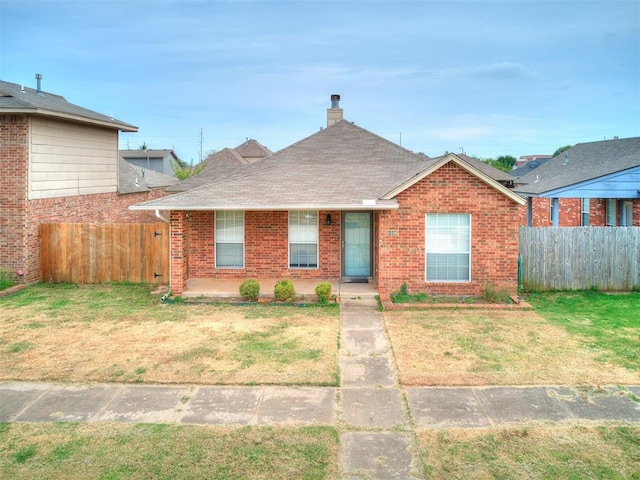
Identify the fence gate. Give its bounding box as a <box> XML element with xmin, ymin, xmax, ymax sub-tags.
<box><xmin>40</xmin><ymin>223</ymin><xmax>169</xmax><ymax>284</ymax></box>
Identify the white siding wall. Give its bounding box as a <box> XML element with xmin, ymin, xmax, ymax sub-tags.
<box><xmin>29</xmin><ymin>117</ymin><xmax>119</xmax><ymax>199</ymax></box>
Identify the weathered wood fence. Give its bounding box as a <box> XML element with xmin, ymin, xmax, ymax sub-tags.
<box><xmin>519</xmin><ymin>227</ymin><xmax>640</xmax><ymax>291</ymax></box>
<box><xmin>40</xmin><ymin>223</ymin><xmax>169</xmax><ymax>284</ymax></box>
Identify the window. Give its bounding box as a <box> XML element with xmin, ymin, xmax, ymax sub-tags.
<box><xmin>581</xmin><ymin>198</ymin><xmax>590</xmax><ymax>226</ymax></box>
<box><xmin>621</xmin><ymin>201</ymin><xmax>633</xmax><ymax>226</ymax></box>
<box><xmin>289</xmin><ymin>211</ymin><xmax>318</xmax><ymax>268</ymax></box>
<box><xmin>425</xmin><ymin>213</ymin><xmax>471</xmax><ymax>282</ymax></box>
<box><xmin>215</xmin><ymin>211</ymin><xmax>244</xmax><ymax>268</ymax></box>
<box><xmin>606</xmin><ymin>199</ymin><xmax>617</xmax><ymax>226</ymax></box>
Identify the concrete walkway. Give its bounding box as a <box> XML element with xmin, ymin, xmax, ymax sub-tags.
<box><xmin>1</xmin><ymin>298</ymin><xmax>639</xmax><ymax>478</ymax></box>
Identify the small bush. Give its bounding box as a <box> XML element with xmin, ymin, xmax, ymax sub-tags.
<box><xmin>390</xmin><ymin>283</ymin><xmax>426</xmax><ymax>303</ymax></box>
<box><xmin>274</xmin><ymin>279</ymin><xmax>296</xmax><ymax>302</ymax></box>
<box><xmin>239</xmin><ymin>279</ymin><xmax>260</xmax><ymax>301</ymax></box>
<box><xmin>481</xmin><ymin>283</ymin><xmax>512</xmax><ymax>303</ymax></box>
<box><xmin>315</xmin><ymin>282</ymin><xmax>332</xmax><ymax>304</ymax></box>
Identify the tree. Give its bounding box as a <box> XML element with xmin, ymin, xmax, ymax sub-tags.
<box><xmin>496</xmin><ymin>155</ymin><xmax>517</xmax><ymax>171</ymax></box>
<box><xmin>170</xmin><ymin>158</ymin><xmax>205</xmax><ymax>181</ymax></box>
<box><xmin>553</xmin><ymin>145</ymin><xmax>572</xmax><ymax>157</ymax></box>
<box><xmin>139</xmin><ymin>141</ymin><xmax>148</xmax><ymax>150</ymax></box>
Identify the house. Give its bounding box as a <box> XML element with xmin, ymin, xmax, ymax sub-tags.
<box><xmin>167</xmin><ymin>139</ymin><xmax>272</xmax><ymax>193</ymax></box>
<box><xmin>510</xmin><ymin>156</ymin><xmax>552</xmax><ymax>177</ymax></box>
<box><xmin>516</xmin><ymin>154</ymin><xmax>552</xmax><ymax>167</ymax></box>
<box><xmin>0</xmin><ymin>75</ymin><xmax>165</xmax><ymax>284</ymax></box>
<box><xmin>131</xmin><ymin>96</ymin><xmax>525</xmax><ymax>300</ymax></box>
<box><xmin>120</xmin><ymin>149</ymin><xmax>181</xmax><ymax>176</ymax></box>
<box><xmin>514</xmin><ymin>137</ymin><xmax>640</xmax><ymax>227</ymax></box>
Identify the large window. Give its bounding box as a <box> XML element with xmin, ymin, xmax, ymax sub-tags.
<box><xmin>289</xmin><ymin>210</ymin><xmax>318</xmax><ymax>269</ymax></box>
<box><xmin>425</xmin><ymin>213</ymin><xmax>471</xmax><ymax>282</ymax></box>
<box><xmin>215</xmin><ymin>211</ymin><xmax>244</xmax><ymax>268</ymax></box>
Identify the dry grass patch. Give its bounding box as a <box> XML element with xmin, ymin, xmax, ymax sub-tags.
<box><xmin>0</xmin><ymin>422</ymin><xmax>339</xmax><ymax>479</ymax></box>
<box><xmin>0</xmin><ymin>284</ymin><xmax>339</xmax><ymax>385</ymax></box>
<box><xmin>418</xmin><ymin>423</ymin><xmax>640</xmax><ymax>479</ymax></box>
<box><xmin>385</xmin><ymin>309</ymin><xmax>640</xmax><ymax>386</ymax></box>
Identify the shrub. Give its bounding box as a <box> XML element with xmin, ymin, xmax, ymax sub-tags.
<box><xmin>315</xmin><ymin>281</ymin><xmax>332</xmax><ymax>304</ymax></box>
<box><xmin>239</xmin><ymin>279</ymin><xmax>260</xmax><ymax>301</ymax></box>
<box><xmin>274</xmin><ymin>279</ymin><xmax>296</xmax><ymax>302</ymax></box>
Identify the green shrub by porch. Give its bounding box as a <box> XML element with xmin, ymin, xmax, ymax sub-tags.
<box><xmin>274</xmin><ymin>279</ymin><xmax>296</xmax><ymax>302</ymax></box>
<box><xmin>239</xmin><ymin>279</ymin><xmax>260</xmax><ymax>301</ymax></box>
<box><xmin>315</xmin><ymin>281</ymin><xmax>332</xmax><ymax>304</ymax></box>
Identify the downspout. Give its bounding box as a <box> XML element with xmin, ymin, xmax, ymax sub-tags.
<box><xmin>155</xmin><ymin>210</ymin><xmax>169</xmax><ymax>223</ymax></box>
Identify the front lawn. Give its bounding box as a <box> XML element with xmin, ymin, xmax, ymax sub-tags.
<box><xmin>385</xmin><ymin>292</ymin><xmax>640</xmax><ymax>386</ymax></box>
<box><xmin>526</xmin><ymin>291</ymin><xmax>640</xmax><ymax>371</ymax></box>
<box><xmin>0</xmin><ymin>283</ymin><xmax>340</xmax><ymax>386</ymax></box>
<box><xmin>419</xmin><ymin>423</ymin><xmax>640</xmax><ymax>479</ymax></box>
<box><xmin>0</xmin><ymin>422</ymin><xmax>339</xmax><ymax>480</ymax></box>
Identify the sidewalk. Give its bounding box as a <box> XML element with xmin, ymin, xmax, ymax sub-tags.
<box><xmin>1</xmin><ymin>298</ymin><xmax>639</xmax><ymax>478</ymax></box>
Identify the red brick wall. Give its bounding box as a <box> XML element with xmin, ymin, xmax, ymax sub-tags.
<box><xmin>184</xmin><ymin>210</ymin><xmax>341</xmax><ymax>284</ymax></box>
<box><xmin>0</xmin><ymin>113</ymin><xmax>170</xmax><ymax>283</ymax></box>
<box><xmin>525</xmin><ymin>197</ymin><xmax>636</xmax><ymax>227</ymax></box>
<box><xmin>377</xmin><ymin>161</ymin><xmax>522</xmax><ymax>297</ymax></box>
<box><xmin>0</xmin><ymin>115</ymin><xmax>29</xmax><ymax>278</ymax></box>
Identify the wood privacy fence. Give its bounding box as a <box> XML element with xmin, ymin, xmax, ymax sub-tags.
<box><xmin>519</xmin><ymin>227</ymin><xmax>640</xmax><ymax>291</ymax></box>
<box><xmin>41</xmin><ymin>223</ymin><xmax>169</xmax><ymax>284</ymax></box>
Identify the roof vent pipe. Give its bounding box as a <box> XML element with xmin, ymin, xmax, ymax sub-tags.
<box><xmin>35</xmin><ymin>73</ymin><xmax>42</xmax><ymax>93</ymax></box>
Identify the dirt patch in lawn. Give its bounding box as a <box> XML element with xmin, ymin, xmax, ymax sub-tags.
<box><xmin>0</xmin><ymin>285</ymin><xmax>339</xmax><ymax>385</ymax></box>
<box><xmin>385</xmin><ymin>309</ymin><xmax>640</xmax><ymax>386</ymax></box>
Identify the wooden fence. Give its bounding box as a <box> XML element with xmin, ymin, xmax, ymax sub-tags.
<box><xmin>519</xmin><ymin>227</ymin><xmax>640</xmax><ymax>291</ymax></box>
<box><xmin>41</xmin><ymin>223</ymin><xmax>169</xmax><ymax>284</ymax></box>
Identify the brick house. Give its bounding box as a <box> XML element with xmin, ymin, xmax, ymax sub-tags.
<box><xmin>0</xmin><ymin>77</ymin><xmax>171</xmax><ymax>284</ymax></box>
<box><xmin>514</xmin><ymin>137</ymin><xmax>640</xmax><ymax>227</ymax></box>
<box><xmin>132</xmin><ymin>96</ymin><xmax>525</xmax><ymax>300</ymax></box>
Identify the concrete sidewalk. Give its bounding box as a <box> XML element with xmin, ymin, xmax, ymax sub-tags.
<box><xmin>1</xmin><ymin>298</ymin><xmax>639</xmax><ymax>478</ymax></box>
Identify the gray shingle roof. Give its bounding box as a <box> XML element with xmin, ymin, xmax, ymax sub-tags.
<box><xmin>509</xmin><ymin>158</ymin><xmax>552</xmax><ymax>178</ymax></box>
<box><xmin>431</xmin><ymin>153</ymin><xmax>515</xmax><ymax>183</ymax></box>
<box><xmin>0</xmin><ymin>79</ymin><xmax>137</xmax><ymax>132</ymax></box>
<box><xmin>515</xmin><ymin>136</ymin><xmax>640</xmax><ymax>195</ymax></box>
<box><xmin>135</xmin><ymin>120</ymin><xmax>430</xmax><ymax>209</ymax></box>
<box><xmin>118</xmin><ymin>158</ymin><xmax>178</xmax><ymax>194</ymax></box>
<box><xmin>233</xmin><ymin>139</ymin><xmax>273</xmax><ymax>160</ymax></box>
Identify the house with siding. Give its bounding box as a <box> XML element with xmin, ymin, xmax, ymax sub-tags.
<box><xmin>132</xmin><ymin>96</ymin><xmax>525</xmax><ymax>301</ymax></box>
<box><xmin>120</xmin><ymin>149</ymin><xmax>180</xmax><ymax>176</ymax></box>
<box><xmin>0</xmin><ymin>76</ymin><xmax>164</xmax><ymax>284</ymax></box>
<box><xmin>514</xmin><ymin>137</ymin><xmax>640</xmax><ymax>227</ymax></box>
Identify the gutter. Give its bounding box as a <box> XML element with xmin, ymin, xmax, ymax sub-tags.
<box><xmin>155</xmin><ymin>210</ymin><xmax>169</xmax><ymax>222</ymax></box>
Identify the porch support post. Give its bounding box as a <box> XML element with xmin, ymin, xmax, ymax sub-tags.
<box><xmin>169</xmin><ymin>211</ymin><xmax>188</xmax><ymax>294</ymax></box>
<box><xmin>551</xmin><ymin>198</ymin><xmax>560</xmax><ymax>227</ymax></box>
<box><xmin>526</xmin><ymin>196</ymin><xmax>533</xmax><ymax>227</ymax></box>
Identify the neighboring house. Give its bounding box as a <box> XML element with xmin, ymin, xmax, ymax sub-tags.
<box><xmin>120</xmin><ymin>149</ymin><xmax>180</xmax><ymax>176</ymax></box>
<box><xmin>514</xmin><ymin>137</ymin><xmax>640</xmax><ymax>227</ymax></box>
<box><xmin>119</xmin><ymin>157</ymin><xmax>179</xmax><ymax>194</ymax></box>
<box><xmin>132</xmin><ymin>96</ymin><xmax>525</xmax><ymax>300</ymax></box>
<box><xmin>168</xmin><ymin>139</ymin><xmax>272</xmax><ymax>193</ymax></box>
<box><xmin>510</xmin><ymin>156</ymin><xmax>552</xmax><ymax>178</ymax></box>
<box><xmin>0</xmin><ymin>76</ymin><xmax>165</xmax><ymax>284</ymax></box>
<box><xmin>516</xmin><ymin>154</ymin><xmax>552</xmax><ymax>167</ymax></box>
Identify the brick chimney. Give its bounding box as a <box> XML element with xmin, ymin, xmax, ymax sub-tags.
<box><xmin>327</xmin><ymin>94</ymin><xmax>343</xmax><ymax>127</ymax></box>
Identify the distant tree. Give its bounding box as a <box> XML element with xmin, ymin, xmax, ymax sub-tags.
<box><xmin>203</xmin><ymin>148</ymin><xmax>218</xmax><ymax>160</ymax></box>
<box><xmin>139</xmin><ymin>141</ymin><xmax>148</xmax><ymax>150</ymax></box>
<box><xmin>553</xmin><ymin>145</ymin><xmax>572</xmax><ymax>157</ymax></box>
<box><xmin>482</xmin><ymin>156</ymin><xmax>514</xmax><ymax>173</ymax></box>
<box><xmin>496</xmin><ymin>155</ymin><xmax>517</xmax><ymax>171</ymax></box>
<box><xmin>171</xmin><ymin>158</ymin><xmax>205</xmax><ymax>181</ymax></box>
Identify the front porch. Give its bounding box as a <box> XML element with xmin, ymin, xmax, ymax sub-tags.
<box><xmin>181</xmin><ymin>278</ymin><xmax>379</xmax><ymax>301</ymax></box>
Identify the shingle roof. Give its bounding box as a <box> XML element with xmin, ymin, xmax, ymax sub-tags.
<box><xmin>0</xmin><ymin>79</ymin><xmax>137</xmax><ymax>132</ymax></box>
<box><xmin>133</xmin><ymin>120</ymin><xmax>521</xmax><ymax>211</ymax></box>
<box><xmin>509</xmin><ymin>158</ymin><xmax>552</xmax><ymax>178</ymax></box>
<box><xmin>431</xmin><ymin>153</ymin><xmax>515</xmax><ymax>183</ymax></box>
<box><xmin>167</xmin><ymin>140</ymin><xmax>272</xmax><ymax>193</ymax></box>
<box><xmin>515</xmin><ymin>136</ymin><xmax>640</xmax><ymax>195</ymax></box>
<box><xmin>118</xmin><ymin>158</ymin><xmax>178</xmax><ymax>194</ymax></box>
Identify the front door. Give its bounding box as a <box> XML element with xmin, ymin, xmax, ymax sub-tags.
<box><xmin>343</xmin><ymin>212</ymin><xmax>372</xmax><ymax>280</ymax></box>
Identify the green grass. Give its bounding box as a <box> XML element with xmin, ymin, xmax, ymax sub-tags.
<box><xmin>0</xmin><ymin>422</ymin><xmax>338</xmax><ymax>479</ymax></box>
<box><xmin>0</xmin><ymin>267</ymin><xmax>16</xmax><ymax>291</ymax></box>
<box><xmin>419</xmin><ymin>424</ymin><xmax>640</xmax><ymax>479</ymax></box>
<box><xmin>526</xmin><ymin>291</ymin><xmax>640</xmax><ymax>370</ymax></box>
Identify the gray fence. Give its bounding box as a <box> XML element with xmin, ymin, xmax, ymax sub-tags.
<box><xmin>519</xmin><ymin>227</ymin><xmax>640</xmax><ymax>291</ymax></box>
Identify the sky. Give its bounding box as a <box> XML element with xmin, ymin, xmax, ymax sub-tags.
<box><xmin>1</xmin><ymin>0</ymin><xmax>638</xmax><ymax>163</ymax></box>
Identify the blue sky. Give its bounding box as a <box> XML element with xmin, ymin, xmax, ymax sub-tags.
<box><xmin>1</xmin><ymin>0</ymin><xmax>638</xmax><ymax>163</ymax></box>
